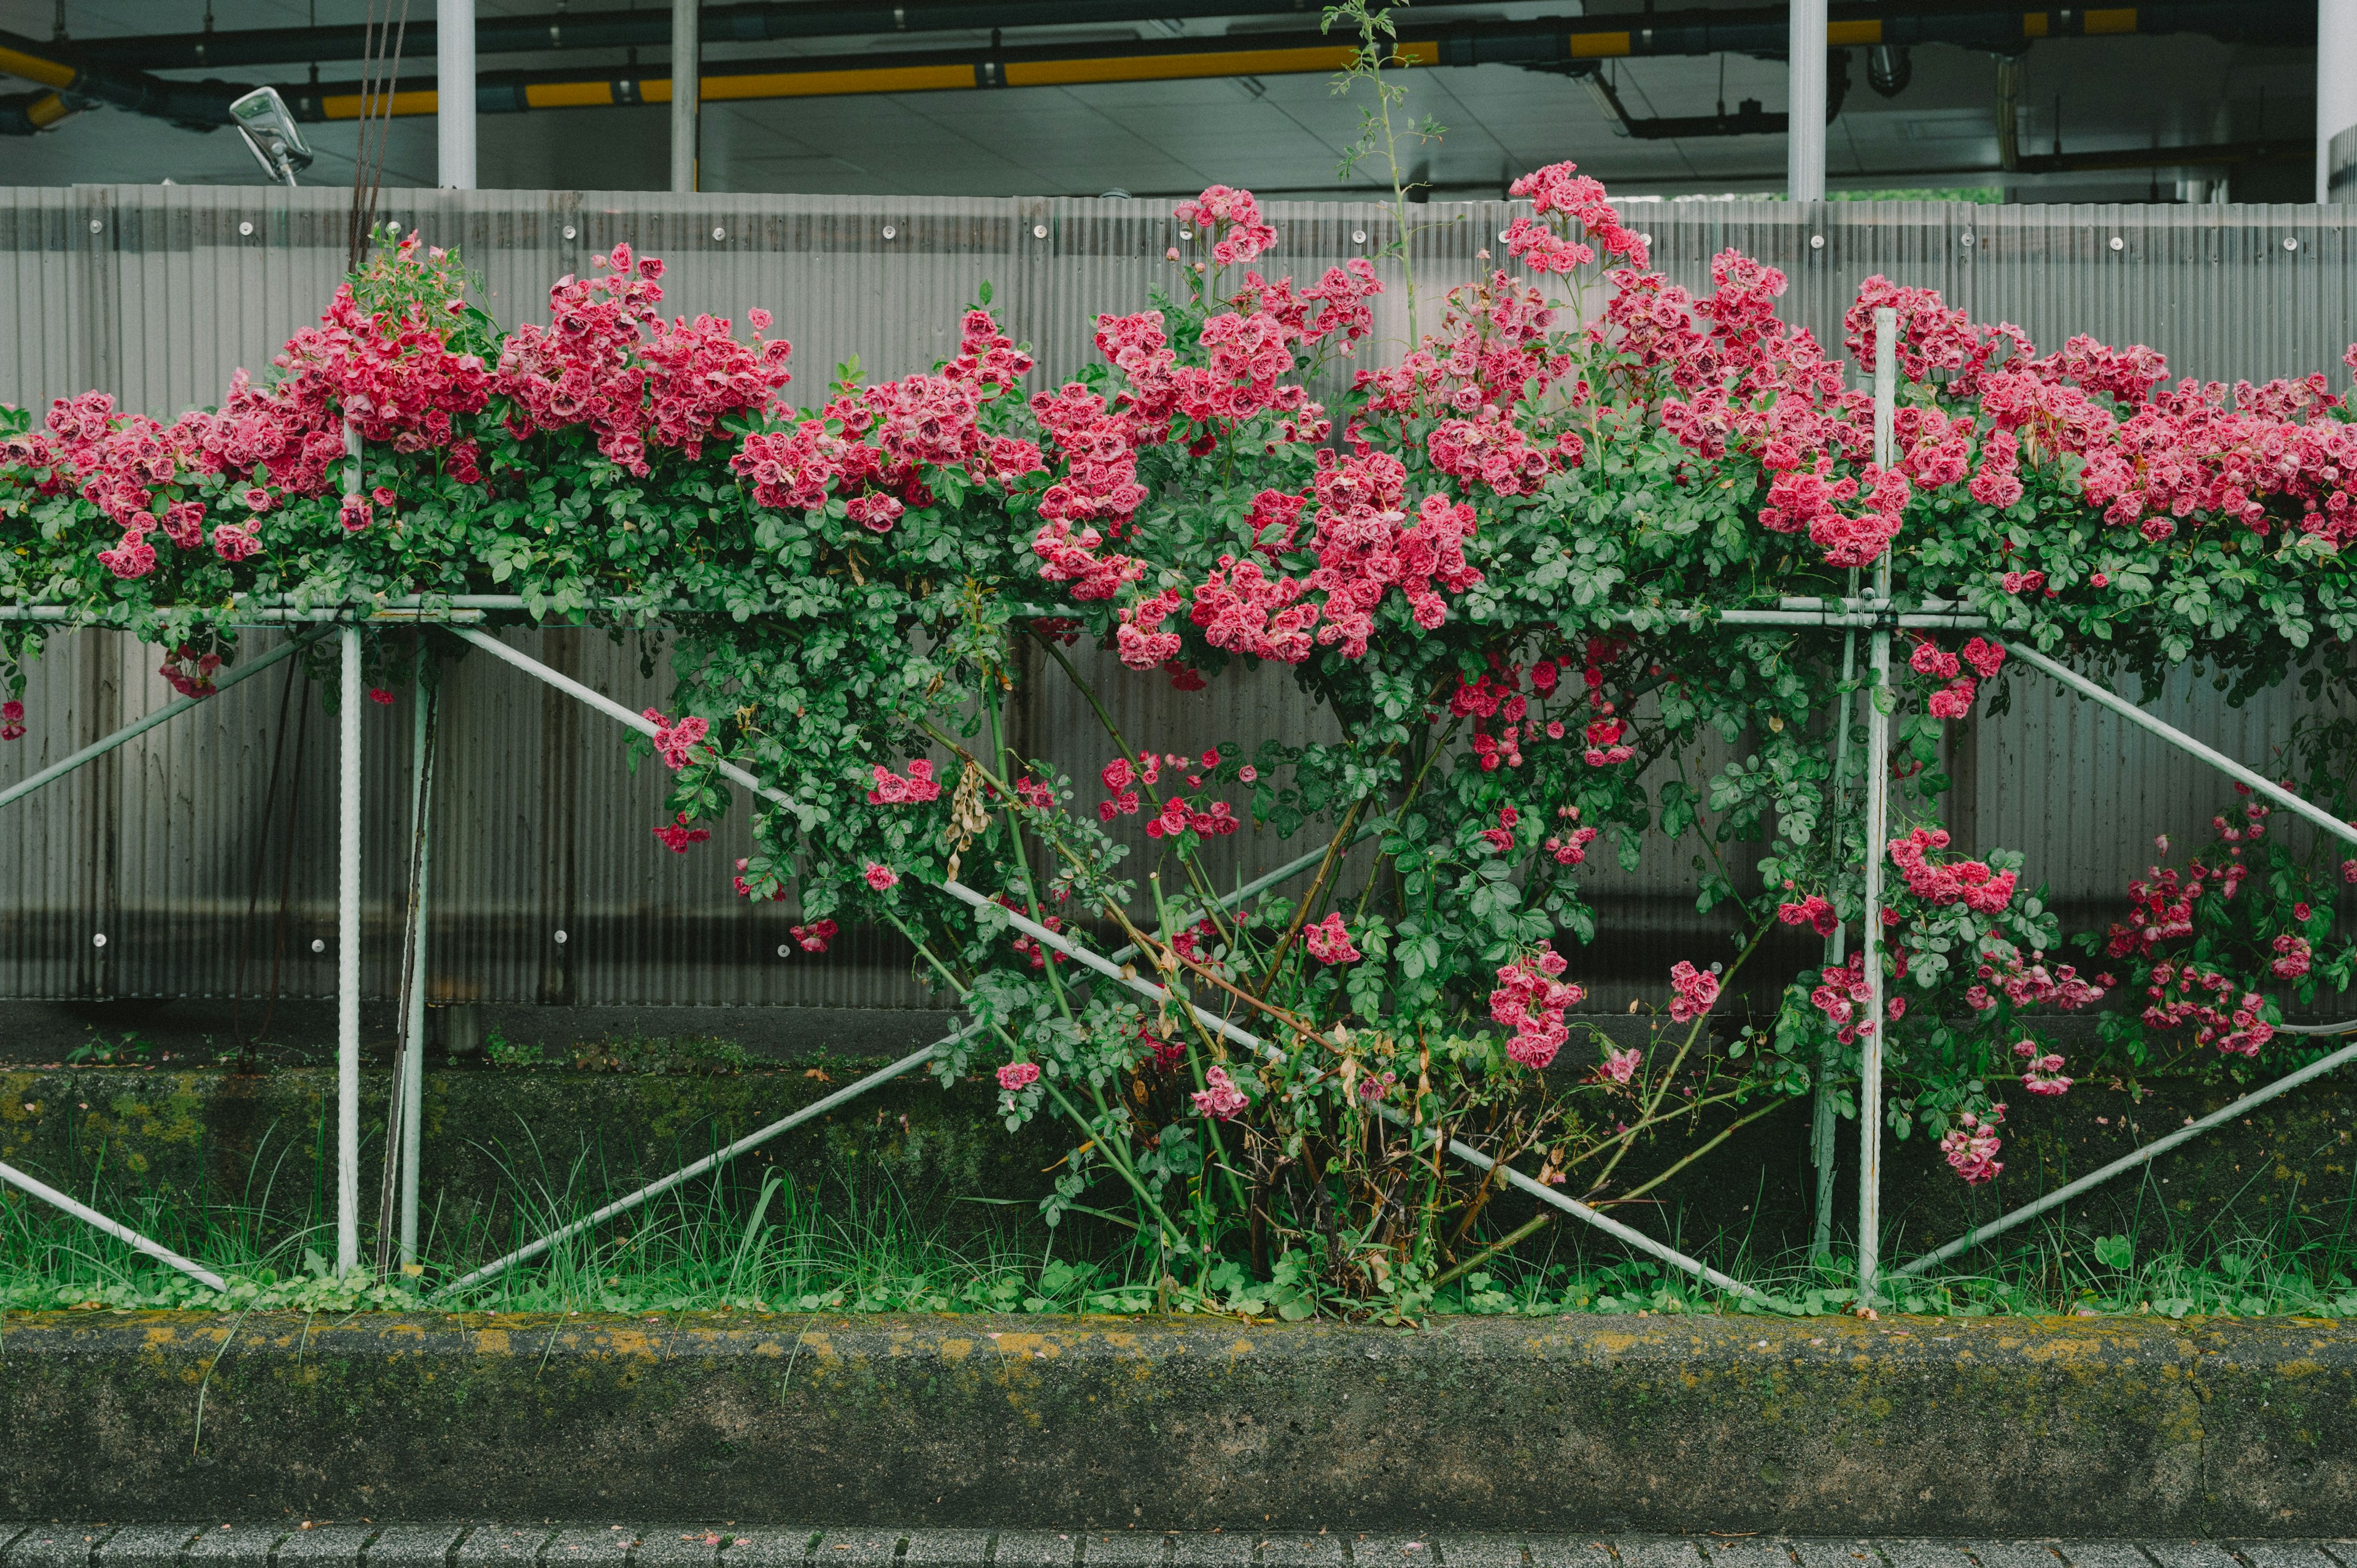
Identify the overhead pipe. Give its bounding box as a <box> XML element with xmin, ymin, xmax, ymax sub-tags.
<box><xmin>47</xmin><ymin>1</ymin><xmax>2312</xmax><ymax>82</ymax></box>
<box><xmin>260</xmin><ymin>4</ymin><xmax>2302</xmax><ymax>123</ymax></box>
<box><xmin>0</xmin><ymin>28</ymin><xmax>248</xmax><ymax>131</ymax></box>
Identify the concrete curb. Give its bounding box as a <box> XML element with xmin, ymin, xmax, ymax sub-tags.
<box><xmin>7</xmin><ymin>1313</ymin><xmax>2357</xmax><ymax>1534</ymax></box>
<box><xmin>0</xmin><ymin>1530</ymin><xmax>2346</xmax><ymax>1568</ymax></box>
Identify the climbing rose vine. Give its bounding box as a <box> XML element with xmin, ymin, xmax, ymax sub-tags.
<box><xmin>7</xmin><ymin>169</ymin><xmax>2357</xmax><ymax>1311</ymax></box>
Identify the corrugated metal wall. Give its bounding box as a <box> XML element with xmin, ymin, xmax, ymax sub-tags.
<box><xmin>1</xmin><ymin>186</ymin><xmax>2351</xmax><ymax>1009</ymax></box>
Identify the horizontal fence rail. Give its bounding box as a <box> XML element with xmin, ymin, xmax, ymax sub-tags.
<box><xmin>0</xmin><ymin>187</ymin><xmax>2352</xmax><ymax>1007</ymax></box>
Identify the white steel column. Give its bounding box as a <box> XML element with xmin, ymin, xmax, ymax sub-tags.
<box><xmin>337</xmin><ymin>624</ymin><xmax>363</xmax><ymax>1275</ymax></box>
<box><xmin>2323</xmin><ymin>0</ymin><xmax>2357</xmax><ymax>202</ymax></box>
<box><xmin>437</xmin><ymin>0</ymin><xmax>477</xmax><ymax>189</ymax></box>
<box><xmin>1855</xmin><ymin>306</ymin><xmax>1897</xmax><ymax>1303</ymax></box>
<box><xmin>670</xmin><ymin>0</ymin><xmax>700</xmax><ymax>193</ymax></box>
<box><xmin>1787</xmin><ymin>0</ymin><xmax>1827</xmax><ymax>201</ymax></box>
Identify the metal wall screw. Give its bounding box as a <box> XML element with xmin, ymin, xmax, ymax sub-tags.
<box><xmin>711</xmin><ymin>226</ymin><xmax>726</xmax><ymax>241</ymax></box>
<box><xmin>310</xmin><ymin>938</ymin><xmax>325</xmax><ymax>952</ymax></box>
<box><xmin>554</xmin><ymin>929</ymin><xmax>569</xmax><ymax>944</ymax></box>
<box><xmin>91</xmin><ymin>933</ymin><xmax>107</xmax><ymax>949</ymax></box>
<box><xmin>1810</xmin><ymin>233</ymin><xmax>1825</xmax><ymax>250</ymax></box>
<box><xmin>1959</xmin><ymin>232</ymin><xmax>1976</xmax><ymax>248</ymax></box>
<box><xmin>239</xmin><ymin>220</ymin><xmax>254</xmax><ymax>237</ymax></box>
<box><xmin>2285</xmin><ymin>236</ymin><xmax>2301</xmax><ymax>252</ymax></box>
<box><xmin>1032</xmin><ymin>223</ymin><xmax>1048</xmax><ymax>239</ymax></box>
<box><xmin>88</xmin><ymin>218</ymin><xmax>101</xmax><ymax>233</ymax></box>
<box><xmin>881</xmin><ymin>224</ymin><xmax>897</xmax><ymax>239</ymax></box>
<box><xmin>776</xmin><ymin>943</ymin><xmax>792</xmax><ymax>958</ymax></box>
<box><xmin>2110</xmin><ymin>236</ymin><xmax>2126</xmax><ymax>251</ymax></box>
<box><xmin>1352</xmin><ymin>230</ymin><xmax>1368</xmax><ymax>244</ymax></box>
<box><xmin>562</xmin><ymin>225</ymin><xmax>578</xmax><ymax>240</ymax></box>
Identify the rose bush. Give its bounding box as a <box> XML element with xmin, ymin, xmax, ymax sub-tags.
<box><xmin>6</xmin><ymin>168</ymin><xmax>2356</xmax><ymax>1311</ymax></box>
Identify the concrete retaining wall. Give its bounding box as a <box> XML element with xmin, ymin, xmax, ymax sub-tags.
<box><xmin>6</xmin><ymin>1312</ymin><xmax>2356</xmax><ymax>1536</ymax></box>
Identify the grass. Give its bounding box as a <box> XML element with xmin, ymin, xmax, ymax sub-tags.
<box><xmin>10</xmin><ymin>1141</ymin><xmax>2357</xmax><ymax>1320</ymax></box>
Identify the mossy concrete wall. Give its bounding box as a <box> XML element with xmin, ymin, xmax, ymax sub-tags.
<box><xmin>6</xmin><ymin>1064</ymin><xmax>2354</xmax><ymax>1257</ymax></box>
<box><xmin>0</xmin><ymin>1061</ymin><xmax>1064</xmax><ymax>1238</ymax></box>
<box><xmin>5</xmin><ymin>1311</ymin><xmax>2356</xmax><ymax>1535</ymax></box>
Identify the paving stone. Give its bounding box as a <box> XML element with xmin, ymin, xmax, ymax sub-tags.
<box><xmin>544</xmin><ymin>1532</ymin><xmax>635</xmax><ymax>1568</ymax></box>
<box><xmin>713</xmin><ymin>1533</ymin><xmax>813</xmax><ymax>1568</ymax></box>
<box><xmin>1436</xmin><ymin>1540</ymin><xmax>1525</xmax><ymax>1568</ymax></box>
<box><xmin>1257</xmin><ymin>1539</ymin><xmax>1345</xmax><ymax>1568</ymax></box>
<box><xmin>274</xmin><ymin>1529</ymin><xmax>377</xmax><ymax>1568</ymax></box>
<box><xmin>1618</xmin><ymin>1543</ymin><xmax>1706</xmax><ymax>1568</ymax></box>
<box><xmin>639</xmin><ymin>1532</ymin><xmax>730</xmax><ymax>1568</ymax></box>
<box><xmin>452</xmin><ymin>1532</ymin><xmax>554</xmax><ymax>1568</ymax></box>
<box><xmin>1078</xmin><ymin>1535</ymin><xmax>1164</xmax><ymax>1568</ymax></box>
<box><xmin>1960</xmin><ymin>1546</ymin><xmax>2062</xmax><ymax>1568</ymax></box>
<box><xmin>0</xmin><ymin>1539</ymin><xmax>27</xmax><ymax>1565</ymax></box>
<box><xmin>1877</xmin><ymin>1545</ymin><xmax>1980</xmax><ymax>1568</ymax></box>
<box><xmin>1700</xmin><ymin>1542</ymin><xmax>1795</xmax><ymax>1568</ymax></box>
<box><xmin>1522</xmin><ymin>1542</ymin><xmax>1615</xmax><ymax>1568</ymax></box>
<box><xmin>996</xmin><ymin>1536</ymin><xmax>1080</xmax><ymax>1568</ymax></box>
<box><xmin>2135</xmin><ymin>1548</ymin><xmax>2229</xmax><ymax>1568</ymax></box>
<box><xmin>811</xmin><ymin>1533</ymin><xmax>904</xmax><ymax>1568</ymax></box>
<box><xmin>1164</xmin><ymin>1538</ymin><xmax>1247</xmax><ymax>1568</ymax></box>
<box><xmin>6</xmin><ymin>1529</ymin><xmax>119</xmax><ymax>1568</ymax></box>
<box><xmin>1789</xmin><ymin>1544</ymin><xmax>1883</xmax><ymax>1568</ymax></box>
<box><xmin>363</xmin><ymin>1529</ymin><xmax>469</xmax><ymax>1568</ymax></box>
<box><xmin>96</xmin><ymin>1527</ymin><xmax>201</xmax><ymax>1568</ymax></box>
<box><xmin>2234</xmin><ymin>1548</ymin><xmax>2339</xmax><ymax>1568</ymax></box>
<box><xmin>187</xmin><ymin>1527</ymin><xmax>285</xmax><ymax>1568</ymax></box>
<box><xmin>900</xmin><ymin>1535</ymin><xmax>989</xmax><ymax>1568</ymax></box>
<box><xmin>2053</xmin><ymin>1550</ymin><xmax>2155</xmax><ymax>1568</ymax></box>
<box><xmin>1347</xmin><ymin>1539</ymin><xmax>1437</xmax><ymax>1568</ymax></box>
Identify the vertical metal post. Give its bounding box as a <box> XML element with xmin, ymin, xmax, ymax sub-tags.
<box><xmin>399</xmin><ymin>654</ymin><xmax>435</xmax><ymax>1267</ymax></box>
<box><xmin>1855</xmin><ymin>305</ymin><xmax>1897</xmax><ymax>1303</ymax></box>
<box><xmin>437</xmin><ymin>0</ymin><xmax>477</xmax><ymax>190</ymax></box>
<box><xmin>336</xmin><ymin>417</ymin><xmax>364</xmax><ymax>1276</ymax></box>
<box><xmin>670</xmin><ymin>0</ymin><xmax>700</xmax><ymax>193</ymax></box>
<box><xmin>1787</xmin><ymin>0</ymin><xmax>1827</xmax><ymax>202</ymax></box>
<box><xmin>337</xmin><ymin>624</ymin><xmax>362</xmax><ymax>1275</ymax></box>
<box><xmin>1809</xmin><ymin>565</ymin><xmax>1860</xmax><ymax>1255</ymax></box>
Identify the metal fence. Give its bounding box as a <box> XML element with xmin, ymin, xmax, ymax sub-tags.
<box><xmin>1</xmin><ymin>185</ymin><xmax>2353</xmax><ymax>1009</ymax></box>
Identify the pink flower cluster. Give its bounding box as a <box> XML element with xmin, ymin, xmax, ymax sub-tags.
<box><xmin>1909</xmin><ymin>637</ymin><xmax>2007</xmax><ymax>720</ymax></box>
<box><xmin>1940</xmin><ymin>1106</ymin><xmax>2005</xmax><ymax>1185</ymax></box>
<box><xmin>997</xmin><ymin>1061</ymin><xmax>1042</xmax><ymax>1092</ymax></box>
<box><xmin>867</xmin><ymin>759</ymin><xmax>941</xmax><ymax>805</ymax></box>
<box><xmin>643</xmin><ymin>709</ymin><xmax>711</xmax><ymax>771</ymax></box>
<box><xmin>652</xmin><ymin>811</ymin><xmax>710</xmax><ymax>852</ymax></box>
<box><xmin>1507</xmin><ymin>160</ymin><xmax>1650</xmax><ymax>269</ymax></box>
<box><xmin>1887</xmin><ymin>827</ymin><xmax>2018</xmax><ymax>914</ymax></box>
<box><xmin>1303</xmin><ymin>913</ymin><xmax>1361</xmax><ymax>965</ymax></box>
<box><xmin>1192</xmin><ymin>1063</ymin><xmax>1250</xmax><ymax>1120</ymax></box>
<box><xmin>2141</xmin><ymin>961</ymin><xmax>2274</xmax><ymax>1056</ymax></box>
<box><xmin>1777</xmin><ymin>893</ymin><xmax>1839</xmax><ymax>937</ymax></box>
<box><xmin>2014</xmin><ymin>1038</ymin><xmax>2072</xmax><ymax>1097</ymax></box>
<box><xmin>1961</xmin><ymin>951</ymin><xmax>2103</xmax><ymax>1014</ymax></box>
<box><xmin>788</xmin><ymin>919</ymin><xmax>838</xmax><ymax>953</ymax></box>
<box><xmin>1174</xmin><ymin>185</ymin><xmax>1277</xmax><ymax>268</ymax></box>
<box><xmin>1489</xmin><ymin>941</ymin><xmax>1585</xmax><ymax>1069</ymax></box>
<box><xmin>1668</xmin><ymin>960</ymin><xmax>1720</xmax><ymax>1024</ymax></box>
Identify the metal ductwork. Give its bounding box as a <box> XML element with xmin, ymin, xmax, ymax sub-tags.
<box><xmin>0</xmin><ymin>29</ymin><xmax>248</xmax><ymax>133</ymax></box>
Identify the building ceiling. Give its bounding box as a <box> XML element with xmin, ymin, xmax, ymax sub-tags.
<box><xmin>0</xmin><ymin>1</ymin><xmax>2319</xmax><ymax>204</ymax></box>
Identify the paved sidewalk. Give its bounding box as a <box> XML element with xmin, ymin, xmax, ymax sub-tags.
<box><xmin>1</xmin><ymin>1528</ymin><xmax>2347</xmax><ymax>1568</ymax></box>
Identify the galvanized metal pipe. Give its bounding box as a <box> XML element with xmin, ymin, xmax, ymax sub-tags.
<box><xmin>0</xmin><ymin>1160</ymin><xmax>228</xmax><ymax>1292</ymax></box>
<box><xmin>1811</xmin><ymin>566</ymin><xmax>1860</xmax><ymax>1256</ymax></box>
<box><xmin>436</xmin><ymin>835</ymin><xmax>1354</xmax><ymax>1295</ymax></box>
<box><xmin>1898</xmin><ymin>1025</ymin><xmax>2357</xmax><ymax>1276</ymax></box>
<box><xmin>1856</xmin><ymin>305</ymin><xmax>1898</xmax><ymax>1304</ymax></box>
<box><xmin>0</xmin><ymin>634</ymin><xmax>308</xmax><ymax>813</ymax></box>
<box><xmin>336</xmin><ymin>624</ymin><xmax>363</xmax><ymax>1276</ymax></box>
<box><xmin>452</xmin><ymin>629</ymin><xmax>1767</xmax><ymax>1302</ymax></box>
<box><xmin>398</xmin><ymin>654</ymin><xmax>436</xmax><ymax>1268</ymax></box>
<box><xmin>2001</xmin><ymin>641</ymin><xmax>2357</xmax><ymax>851</ymax></box>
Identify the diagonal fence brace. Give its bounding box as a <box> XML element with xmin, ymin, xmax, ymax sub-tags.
<box><xmin>0</xmin><ymin>1159</ymin><xmax>227</xmax><ymax>1291</ymax></box>
<box><xmin>452</xmin><ymin>628</ymin><xmax>1770</xmax><ymax>1305</ymax></box>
